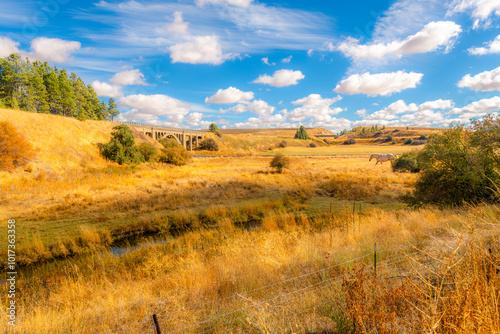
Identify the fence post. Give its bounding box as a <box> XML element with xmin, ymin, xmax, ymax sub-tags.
<box><xmin>152</xmin><ymin>314</ymin><xmax>162</xmax><ymax>334</ymax></box>
<box><xmin>373</xmin><ymin>243</ymin><xmax>377</xmax><ymax>276</ymax></box>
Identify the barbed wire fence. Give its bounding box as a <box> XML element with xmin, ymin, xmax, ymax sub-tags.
<box><xmin>95</xmin><ymin>240</ymin><xmax>435</xmax><ymax>334</ymax></box>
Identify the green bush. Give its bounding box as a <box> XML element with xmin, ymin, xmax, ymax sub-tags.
<box><xmin>200</xmin><ymin>138</ymin><xmax>219</xmax><ymax>151</ymax></box>
<box><xmin>278</xmin><ymin>140</ymin><xmax>287</xmax><ymax>148</ymax></box>
<box><xmin>406</xmin><ymin>116</ymin><xmax>500</xmax><ymax>207</ymax></box>
<box><xmin>383</xmin><ymin>135</ymin><xmax>393</xmax><ymax>143</ymax></box>
<box><xmin>137</xmin><ymin>142</ymin><xmax>158</xmax><ymax>162</ymax></box>
<box><xmin>159</xmin><ymin>137</ymin><xmax>183</xmax><ymax>148</ymax></box>
<box><xmin>404</xmin><ymin>138</ymin><xmax>413</xmax><ymax>145</ymax></box>
<box><xmin>159</xmin><ymin>147</ymin><xmax>189</xmax><ymax>166</ymax></box>
<box><xmin>391</xmin><ymin>152</ymin><xmax>420</xmax><ymax>173</ymax></box>
<box><xmin>270</xmin><ymin>153</ymin><xmax>289</xmax><ymax>173</ymax></box>
<box><xmin>101</xmin><ymin>125</ymin><xmax>144</xmax><ymax>165</ymax></box>
<box><xmin>309</xmin><ymin>142</ymin><xmax>317</xmax><ymax>148</ymax></box>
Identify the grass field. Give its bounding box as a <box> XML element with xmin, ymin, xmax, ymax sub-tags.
<box><xmin>3</xmin><ymin>109</ymin><xmax>499</xmax><ymax>333</ymax></box>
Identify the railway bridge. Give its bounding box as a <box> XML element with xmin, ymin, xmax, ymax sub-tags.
<box><xmin>121</xmin><ymin>121</ymin><xmax>208</xmax><ymax>151</ymax></box>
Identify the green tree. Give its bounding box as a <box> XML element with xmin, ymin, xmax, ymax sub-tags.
<box><xmin>107</xmin><ymin>98</ymin><xmax>119</xmax><ymax>121</ymax></box>
<box><xmin>209</xmin><ymin>123</ymin><xmax>218</xmax><ymax>133</ymax></box>
<box><xmin>294</xmin><ymin>125</ymin><xmax>310</xmax><ymax>140</ymax></box>
<box><xmin>101</xmin><ymin>124</ymin><xmax>144</xmax><ymax>165</ymax></box>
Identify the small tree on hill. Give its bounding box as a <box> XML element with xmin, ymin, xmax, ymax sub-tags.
<box><xmin>107</xmin><ymin>98</ymin><xmax>119</xmax><ymax>121</ymax></box>
<box><xmin>101</xmin><ymin>124</ymin><xmax>144</xmax><ymax>165</ymax></box>
<box><xmin>270</xmin><ymin>153</ymin><xmax>289</xmax><ymax>173</ymax></box>
<box><xmin>294</xmin><ymin>125</ymin><xmax>310</xmax><ymax>140</ymax></box>
<box><xmin>200</xmin><ymin>138</ymin><xmax>219</xmax><ymax>151</ymax></box>
<box><xmin>0</xmin><ymin>121</ymin><xmax>34</xmax><ymax>171</ymax></box>
<box><xmin>209</xmin><ymin>123</ymin><xmax>221</xmax><ymax>137</ymax></box>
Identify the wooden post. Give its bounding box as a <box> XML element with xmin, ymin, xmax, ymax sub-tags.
<box><xmin>374</xmin><ymin>243</ymin><xmax>377</xmax><ymax>276</ymax></box>
<box><xmin>152</xmin><ymin>314</ymin><xmax>162</xmax><ymax>334</ymax></box>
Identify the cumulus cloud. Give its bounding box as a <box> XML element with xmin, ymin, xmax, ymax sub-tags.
<box><xmin>0</xmin><ymin>36</ymin><xmax>20</xmax><ymax>58</ymax></box>
<box><xmin>163</xmin><ymin>11</ymin><xmax>189</xmax><ymax>34</ymax></box>
<box><xmin>169</xmin><ymin>35</ymin><xmax>237</xmax><ymax>65</ymax></box>
<box><xmin>285</xmin><ymin>94</ymin><xmax>343</xmax><ymax>122</ymax></box>
<box><xmin>185</xmin><ymin>112</ymin><xmax>203</xmax><ymax>127</ymax></box>
<box><xmin>110</xmin><ymin>69</ymin><xmax>147</xmax><ymax>86</ymax></box>
<box><xmin>447</xmin><ymin>0</ymin><xmax>500</xmax><ymax>28</ymax></box>
<box><xmin>222</xmin><ymin>99</ymin><xmax>275</xmax><ymax>116</ymax></box>
<box><xmin>205</xmin><ymin>87</ymin><xmax>254</xmax><ymax>104</ymax></box>
<box><xmin>337</xmin><ymin>21</ymin><xmax>461</xmax><ymax>60</ymax></box>
<box><xmin>91</xmin><ymin>81</ymin><xmax>123</xmax><ymax>98</ymax></box>
<box><xmin>233</xmin><ymin>113</ymin><xmax>286</xmax><ymax>128</ymax></box>
<box><xmin>363</xmin><ymin>99</ymin><xmax>453</xmax><ymax>125</ymax></box>
<box><xmin>334</xmin><ymin>71</ymin><xmax>423</xmax><ymax>97</ymax></box>
<box><xmin>253</xmin><ymin>69</ymin><xmax>305</xmax><ymax>87</ymax></box>
<box><xmin>468</xmin><ymin>35</ymin><xmax>500</xmax><ymax>55</ymax></box>
<box><xmin>119</xmin><ymin>94</ymin><xmax>190</xmax><ymax>116</ymax></box>
<box><xmin>195</xmin><ymin>0</ymin><xmax>252</xmax><ymax>7</ymax></box>
<box><xmin>30</xmin><ymin>37</ymin><xmax>81</xmax><ymax>63</ymax></box>
<box><xmin>458</xmin><ymin>66</ymin><xmax>500</xmax><ymax>91</ymax></box>
<box><xmin>281</xmin><ymin>55</ymin><xmax>292</xmax><ymax>63</ymax></box>
<box><xmin>449</xmin><ymin>96</ymin><xmax>500</xmax><ymax>119</ymax></box>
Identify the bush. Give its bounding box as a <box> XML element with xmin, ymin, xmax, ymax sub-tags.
<box><xmin>200</xmin><ymin>138</ymin><xmax>219</xmax><ymax>151</ymax></box>
<box><xmin>404</xmin><ymin>138</ymin><xmax>413</xmax><ymax>145</ymax></box>
<box><xmin>278</xmin><ymin>140</ymin><xmax>287</xmax><ymax>148</ymax></box>
<box><xmin>383</xmin><ymin>135</ymin><xmax>393</xmax><ymax>143</ymax></box>
<box><xmin>137</xmin><ymin>142</ymin><xmax>158</xmax><ymax>162</ymax></box>
<box><xmin>158</xmin><ymin>147</ymin><xmax>189</xmax><ymax>166</ymax></box>
<box><xmin>159</xmin><ymin>137</ymin><xmax>183</xmax><ymax>148</ymax></box>
<box><xmin>270</xmin><ymin>153</ymin><xmax>289</xmax><ymax>173</ymax></box>
<box><xmin>418</xmin><ymin>134</ymin><xmax>427</xmax><ymax>140</ymax></box>
<box><xmin>309</xmin><ymin>142</ymin><xmax>317</xmax><ymax>148</ymax></box>
<box><xmin>406</xmin><ymin>116</ymin><xmax>500</xmax><ymax>207</ymax></box>
<box><xmin>410</xmin><ymin>139</ymin><xmax>426</xmax><ymax>145</ymax></box>
<box><xmin>101</xmin><ymin>124</ymin><xmax>144</xmax><ymax>165</ymax></box>
<box><xmin>0</xmin><ymin>121</ymin><xmax>35</xmax><ymax>171</ymax></box>
<box><xmin>343</xmin><ymin>138</ymin><xmax>356</xmax><ymax>145</ymax></box>
<box><xmin>391</xmin><ymin>152</ymin><xmax>420</xmax><ymax>173</ymax></box>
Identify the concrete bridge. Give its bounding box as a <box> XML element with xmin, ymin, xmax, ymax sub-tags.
<box><xmin>121</xmin><ymin>121</ymin><xmax>207</xmax><ymax>151</ymax></box>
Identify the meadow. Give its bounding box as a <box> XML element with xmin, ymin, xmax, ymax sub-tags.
<box><xmin>1</xmin><ymin>109</ymin><xmax>499</xmax><ymax>333</ymax></box>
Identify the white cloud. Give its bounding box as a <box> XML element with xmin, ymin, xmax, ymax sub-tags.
<box><xmin>195</xmin><ymin>0</ymin><xmax>253</xmax><ymax>7</ymax></box>
<box><xmin>30</xmin><ymin>37</ymin><xmax>81</xmax><ymax>63</ymax></box>
<box><xmin>468</xmin><ymin>34</ymin><xmax>500</xmax><ymax>55</ymax></box>
<box><xmin>337</xmin><ymin>21</ymin><xmax>461</xmax><ymax>60</ymax></box>
<box><xmin>447</xmin><ymin>0</ymin><xmax>500</xmax><ymax>28</ymax></box>
<box><xmin>253</xmin><ymin>69</ymin><xmax>305</xmax><ymax>87</ymax></box>
<box><xmin>334</xmin><ymin>71</ymin><xmax>423</xmax><ymax>97</ymax></box>
<box><xmin>169</xmin><ymin>35</ymin><xmax>237</xmax><ymax>65</ymax></box>
<box><xmin>449</xmin><ymin>96</ymin><xmax>500</xmax><ymax>119</ymax></box>
<box><xmin>163</xmin><ymin>11</ymin><xmax>189</xmax><ymax>35</ymax></box>
<box><xmin>233</xmin><ymin>113</ymin><xmax>285</xmax><ymax>128</ymax></box>
<box><xmin>261</xmin><ymin>57</ymin><xmax>275</xmax><ymax>65</ymax></box>
<box><xmin>119</xmin><ymin>94</ymin><xmax>190</xmax><ymax>116</ymax></box>
<box><xmin>205</xmin><ymin>87</ymin><xmax>254</xmax><ymax>104</ymax></box>
<box><xmin>281</xmin><ymin>55</ymin><xmax>292</xmax><ymax>63</ymax></box>
<box><xmin>458</xmin><ymin>66</ymin><xmax>500</xmax><ymax>91</ymax></box>
<box><xmin>185</xmin><ymin>112</ymin><xmax>203</xmax><ymax>127</ymax></box>
<box><xmin>110</xmin><ymin>69</ymin><xmax>147</xmax><ymax>86</ymax></box>
<box><xmin>222</xmin><ymin>99</ymin><xmax>275</xmax><ymax>115</ymax></box>
<box><xmin>356</xmin><ymin>109</ymin><xmax>367</xmax><ymax>116</ymax></box>
<box><xmin>0</xmin><ymin>36</ymin><xmax>20</xmax><ymax>58</ymax></box>
<box><xmin>285</xmin><ymin>94</ymin><xmax>343</xmax><ymax>122</ymax></box>
<box><xmin>91</xmin><ymin>81</ymin><xmax>123</xmax><ymax>98</ymax></box>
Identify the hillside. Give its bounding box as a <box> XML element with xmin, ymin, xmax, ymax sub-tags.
<box><xmin>331</xmin><ymin>126</ymin><xmax>446</xmax><ymax>145</ymax></box>
<box><xmin>0</xmin><ymin>108</ymin><xmax>160</xmax><ymax>171</ymax></box>
<box><xmin>219</xmin><ymin>127</ymin><xmax>335</xmax><ymax>136</ymax></box>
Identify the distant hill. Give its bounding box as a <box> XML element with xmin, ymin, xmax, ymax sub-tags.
<box><xmin>332</xmin><ymin>126</ymin><xmax>446</xmax><ymax>145</ymax></box>
<box><xmin>218</xmin><ymin>127</ymin><xmax>335</xmax><ymax>137</ymax></box>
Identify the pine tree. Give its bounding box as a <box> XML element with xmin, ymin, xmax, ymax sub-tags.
<box><xmin>294</xmin><ymin>125</ymin><xmax>310</xmax><ymax>140</ymax></box>
<box><xmin>108</xmin><ymin>98</ymin><xmax>119</xmax><ymax>121</ymax></box>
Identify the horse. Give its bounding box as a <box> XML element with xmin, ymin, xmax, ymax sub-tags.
<box><xmin>369</xmin><ymin>153</ymin><xmax>396</xmax><ymax>165</ymax></box>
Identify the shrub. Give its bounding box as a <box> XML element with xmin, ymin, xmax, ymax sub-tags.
<box><xmin>383</xmin><ymin>135</ymin><xmax>393</xmax><ymax>143</ymax></box>
<box><xmin>418</xmin><ymin>134</ymin><xmax>427</xmax><ymax>140</ymax></box>
<box><xmin>158</xmin><ymin>147</ymin><xmax>189</xmax><ymax>166</ymax></box>
<box><xmin>159</xmin><ymin>137</ymin><xmax>183</xmax><ymax>148</ymax></box>
<box><xmin>391</xmin><ymin>152</ymin><xmax>420</xmax><ymax>173</ymax></box>
<box><xmin>0</xmin><ymin>121</ymin><xmax>35</xmax><ymax>171</ymax></box>
<box><xmin>294</xmin><ymin>125</ymin><xmax>310</xmax><ymax>140</ymax></box>
<box><xmin>137</xmin><ymin>142</ymin><xmax>158</xmax><ymax>162</ymax></box>
<box><xmin>404</xmin><ymin>138</ymin><xmax>413</xmax><ymax>145</ymax></box>
<box><xmin>309</xmin><ymin>142</ymin><xmax>317</xmax><ymax>148</ymax></box>
<box><xmin>410</xmin><ymin>139</ymin><xmax>426</xmax><ymax>145</ymax></box>
<box><xmin>270</xmin><ymin>153</ymin><xmax>289</xmax><ymax>173</ymax></box>
<box><xmin>101</xmin><ymin>124</ymin><xmax>144</xmax><ymax>165</ymax></box>
<box><xmin>200</xmin><ymin>138</ymin><xmax>219</xmax><ymax>151</ymax></box>
<box><xmin>406</xmin><ymin>117</ymin><xmax>500</xmax><ymax>207</ymax></box>
<box><xmin>343</xmin><ymin>138</ymin><xmax>356</xmax><ymax>145</ymax></box>
<box><xmin>278</xmin><ymin>140</ymin><xmax>287</xmax><ymax>148</ymax></box>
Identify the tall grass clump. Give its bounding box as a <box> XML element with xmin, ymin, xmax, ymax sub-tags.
<box><xmin>0</xmin><ymin>121</ymin><xmax>34</xmax><ymax>170</ymax></box>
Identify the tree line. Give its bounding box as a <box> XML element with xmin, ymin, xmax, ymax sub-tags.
<box><xmin>0</xmin><ymin>53</ymin><xmax>119</xmax><ymax>121</ymax></box>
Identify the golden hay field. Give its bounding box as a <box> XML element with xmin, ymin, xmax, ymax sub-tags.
<box><xmin>1</xmin><ymin>109</ymin><xmax>500</xmax><ymax>333</ymax></box>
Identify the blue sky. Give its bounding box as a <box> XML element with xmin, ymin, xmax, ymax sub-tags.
<box><xmin>1</xmin><ymin>0</ymin><xmax>500</xmax><ymax>131</ymax></box>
